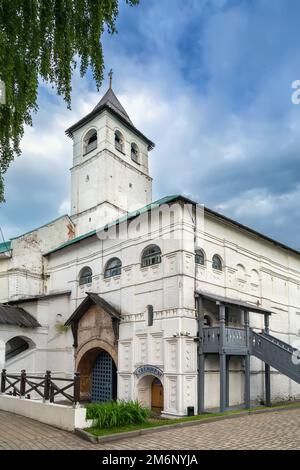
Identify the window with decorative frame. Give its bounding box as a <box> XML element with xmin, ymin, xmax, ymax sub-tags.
<box><xmin>195</xmin><ymin>249</ymin><xmax>205</xmax><ymax>266</ymax></box>
<box><xmin>104</xmin><ymin>258</ymin><xmax>122</xmax><ymax>278</ymax></box>
<box><xmin>79</xmin><ymin>266</ymin><xmax>93</xmax><ymax>285</ymax></box>
<box><xmin>212</xmin><ymin>254</ymin><xmax>223</xmax><ymax>271</ymax></box>
<box><xmin>141</xmin><ymin>245</ymin><xmax>162</xmax><ymax>267</ymax></box>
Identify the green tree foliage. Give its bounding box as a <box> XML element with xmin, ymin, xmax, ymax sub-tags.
<box><xmin>0</xmin><ymin>0</ymin><xmax>139</xmax><ymax>202</ymax></box>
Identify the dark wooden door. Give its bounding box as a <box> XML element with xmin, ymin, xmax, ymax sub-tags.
<box><xmin>151</xmin><ymin>378</ymin><xmax>163</xmax><ymax>411</ymax></box>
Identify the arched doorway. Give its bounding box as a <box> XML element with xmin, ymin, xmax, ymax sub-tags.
<box><xmin>91</xmin><ymin>350</ymin><xmax>117</xmax><ymax>403</ymax></box>
<box><xmin>151</xmin><ymin>378</ymin><xmax>163</xmax><ymax>412</ymax></box>
<box><xmin>77</xmin><ymin>347</ymin><xmax>117</xmax><ymax>403</ymax></box>
<box><xmin>137</xmin><ymin>375</ymin><xmax>164</xmax><ymax>413</ymax></box>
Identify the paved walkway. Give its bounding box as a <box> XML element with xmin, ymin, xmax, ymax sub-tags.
<box><xmin>0</xmin><ymin>408</ymin><xmax>299</xmax><ymax>450</ymax></box>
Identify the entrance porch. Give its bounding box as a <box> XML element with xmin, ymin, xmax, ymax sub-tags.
<box><xmin>196</xmin><ymin>291</ymin><xmax>272</xmax><ymax>413</ymax></box>
<box><xmin>65</xmin><ymin>292</ymin><xmax>120</xmax><ymax>403</ymax></box>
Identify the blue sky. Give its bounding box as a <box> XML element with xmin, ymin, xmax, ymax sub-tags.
<box><xmin>1</xmin><ymin>0</ymin><xmax>300</xmax><ymax>249</ymax></box>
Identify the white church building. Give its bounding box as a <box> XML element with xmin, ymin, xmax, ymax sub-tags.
<box><xmin>0</xmin><ymin>80</ymin><xmax>300</xmax><ymax>417</ymax></box>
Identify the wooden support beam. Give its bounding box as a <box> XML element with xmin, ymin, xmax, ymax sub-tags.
<box><xmin>265</xmin><ymin>364</ymin><xmax>271</xmax><ymax>407</ymax></box>
<box><xmin>198</xmin><ymin>354</ymin><xmax>205</xmax><ymax>414</ymax></box>
<box><xmin>264</xmin><ymin>313</ymin><xmax>271</xmax><ymax>407</ymax></box>
<box><xmin>243</xmin><ymin>309</ymin><xmax>251</xmax><ymax>409</ymax></box>
<box><xmin>219</xmin><ymin>303</ymin><xmax>227</xmax><ymax>412</ymax></box>
<box><xmin>226</xmin><ymin>355</ymin><xmax>230</xmax><ymax>408</ymax></box>
<box><xmin>196</xmin><ymin>294</ymin><xmax>205</xmax><ymax>414</ymax></box>
<box><xmin>220</xmin><ymin>354</ymin><xmax>226</xmax><ymax>412</ymax></box>
<box><xmin>245</xmin><ymin>355</ymin><xmax>251</xmax><ymax>408</ymax></box>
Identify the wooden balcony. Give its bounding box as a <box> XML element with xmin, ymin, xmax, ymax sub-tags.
<box><xmin>202</xmin><ymin>326</ymin><xmax>249</xmax><ymax>355</ymax></box>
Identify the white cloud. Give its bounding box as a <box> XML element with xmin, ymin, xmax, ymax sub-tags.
<box><xmin>1</xmin><ymin>0</ymin><xmax>300</xmax><ymax>249</ymax></box>
<box><xmin>58</xmin><ymin>198</ymin><xmax>71</xmax><ymax>216</ymax></box>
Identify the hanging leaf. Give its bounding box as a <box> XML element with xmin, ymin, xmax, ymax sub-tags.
<box><xmin>0</xmin><ymin>0</ymin><xmax>139</xmax><ymax>202</ymax></box>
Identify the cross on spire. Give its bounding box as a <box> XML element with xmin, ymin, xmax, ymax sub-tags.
<box><xmin>108</xmin><ymin>69</ymin><xmax>113</xmax><ymax>89</ymax></box>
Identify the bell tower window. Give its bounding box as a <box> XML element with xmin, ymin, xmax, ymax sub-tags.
<box><xmin>131</xmin><ymin>143</ymin><xmax>139</xmax><ymax>163</ymax></box>
<box><xmin>83</xmin><ymin>129</ymin><xmax>97</xmax><ymax>155</ymax></box>
<box><xmin>115</xmin><ymin>130</ymin><xmax>124</xmax><ymax>153</ymax></box>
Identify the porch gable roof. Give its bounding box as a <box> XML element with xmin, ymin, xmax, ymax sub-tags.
<box><xmin>65</xmin><ymin>292</ymin><xmax>121</xmax><ymax>326</ymax></box>
<box><xmin>196</xmin><ymin>290</ymin><xmax>272</xmax><ymax>315</ymax></box>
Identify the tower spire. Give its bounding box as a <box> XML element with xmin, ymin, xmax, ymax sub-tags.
<box><xmin>108</xmin><ymin>69</ymin><xmax>113</xmax><ymax>89</ymax></box>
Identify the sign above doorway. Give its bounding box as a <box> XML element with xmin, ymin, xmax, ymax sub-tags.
<box><xmin>134</xmin><ymin>365</ymin><xmax>163</xmax><ymax>379</ymax></box>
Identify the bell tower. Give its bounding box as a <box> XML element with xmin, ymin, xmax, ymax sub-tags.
<box><xmin>66</xmin><ymin>72</ymin><xmax>154</xmax><ymax>236</ymax></box>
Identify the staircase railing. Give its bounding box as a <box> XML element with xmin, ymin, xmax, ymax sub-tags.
<box><xmin>251</xmin><ymin>331</ymin><xmax>300</xmax><ymax>384</ymax></box>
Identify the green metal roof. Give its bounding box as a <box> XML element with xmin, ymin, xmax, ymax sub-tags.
<box><xmin>45</xmin><ymin>195</ymin><xmax>180</xmax><ymax>256</ymax></box>
<box><xmin>44</xmin><ymin>193</ymin><xmax>300</xmax><ymax>258</ymax></box>
<box><xmin>0</xmin><ymin>241</ymin><xmax>11</xmax><ymax>254</ymax></box>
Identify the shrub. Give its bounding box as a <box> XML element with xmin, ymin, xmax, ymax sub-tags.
<box><xmin>86</xmin><ymin>400</ymin><xmax>150</xmax><ymax>429</ymax></box>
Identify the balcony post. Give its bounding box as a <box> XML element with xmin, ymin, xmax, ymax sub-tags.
<box><xmin>1</xmin><ymin>369</ymin><xmax>6</xmax><ymax>393</ymax></box>
<box><xmin>244</xmin><ymin>310</ymin><xmax>251</xmax><ymax>409</ymax></box>
<box><xmin>74</xmin><ymin>372</ymin><xmax>81</xmax><ymax>407</ymax></box>
<box><xmin>264</xmin><ymin>313</ymin><xmax>271</xmax><ymax>407</ymax></box>
<box><xmin>196</xmin><ymin>294</ymin><xmax>205</xmax><ymax>414</ymax></box>
<box><xmin>43</xmin><ymin>370</ymin><xmax>51</xmax><ymax>402</ymax></box>
<box><xmin>219</xmin><ymin>303</ymin><xmax>226</xmax><ymax>412</ymax></box>
<box><xmin>20</xmin><ymin>370</ymin><xmax>26</xmax><ymax>397</ymax></box>
<box><xmin>226</xmin><ymin>355</ymin><xmax>230</xmax><ymax>408</ymax></box>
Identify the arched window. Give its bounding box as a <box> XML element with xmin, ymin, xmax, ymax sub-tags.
<box><xmin>104</xmin><ymin>258</ymin><xmax>122</xmax><ymax>278</ymax></box>
<box><xmin>250</xmin><ymin>269</ymin><xmax>260</xmax><ymax>286</ymax></box>
<box><xmin>79</xmin><ymin>266</ymin><xmax>93</xmax><ymax>285</ymax></box>
<box><xmin>195</xmin><ymin>249</ymin><xmax>205</xmax><ymax>266</ymax></box>
<box><xmin>5</xmin><ymin>337</ymin><xmax>33</xmax><ymax>361</ymax></box>
<box><xmin>131</xmin><ymin>143</ymin><xmax>139</xmax><ymax>163</ymax></box>
<box><xmin>115</xmin><ymin>130</ymin><xmax>124</xmax><ymax>152</ymax></box>
<box><xmin>212</xmin><ymin>254</ymin><xmax>223</xmax><ymax>271</ymax></box>
<box><xmin>83</xmin><ymin>129</ymin><xmax>97</xmax><ymax>155</ymax></box>
<box><xmin>141</xmin><ymin>245</ymin><xmax>162</xmax><ymax>267</ymax></box>
<box><xmin>147</xmin><ymin>305</ymin><xmax>154</xmax><ymax>326</ymax></box>
<box><xmin>237</xmin><ymin>264</ymin><xmax>246</xmax><ymax>282</ymax></box>
<box><xmin>204</xmin><ymin>315</ymin><xmax>212</xmax><ymax>326</ymax></box>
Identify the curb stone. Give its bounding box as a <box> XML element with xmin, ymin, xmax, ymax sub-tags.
<box><xmin>74</xmin><ymin>404</ymin><xmax>300</xmax><ymax>445</ymax></box>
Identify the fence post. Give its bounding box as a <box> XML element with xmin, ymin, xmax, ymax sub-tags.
<box><xmin>44</xmin><ymin>370</ymin><xmax>51</xmax><ymax>402</ymax></box>
<box><xmin>1</xmin><ymin>369</ymin><xmax>6</xmax><ymax>393</ymax></box>
<box><xmin>50</xmin><ymin>382</ymin><xmax>54</xmax><ymax>403</ymax></box>
<box><xmin>73</xmin><ymin>372</ymin><xmax>81</xmax><ymax>407</ymax></box>
<box><xmin>20</xmin><ymin>369</ymin><xmax>26</xmax><ymax>398</ymax></box>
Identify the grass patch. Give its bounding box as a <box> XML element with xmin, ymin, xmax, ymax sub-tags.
<box><xmin>86</xmin><ymin>400</ymin><xmax>150</xmax><ymax>429</ymax></box>
<box><xmin>85</xmin><ymin>401</ymin><xmax>300</xmax><ymax>438</ymax></box>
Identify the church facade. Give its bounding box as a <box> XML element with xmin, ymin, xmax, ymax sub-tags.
<box><xmin>0</xmin><ymin>82</ymin><xmax>300</xmax><ymax>416</ymax></box>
